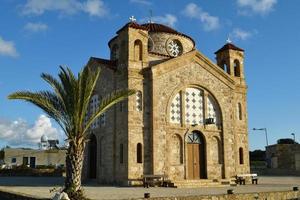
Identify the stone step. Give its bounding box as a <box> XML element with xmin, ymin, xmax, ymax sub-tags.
<box><xmin>172</xmin><ymin>179</ymin><xmax>228</xmax><ymax>188</ymax></box>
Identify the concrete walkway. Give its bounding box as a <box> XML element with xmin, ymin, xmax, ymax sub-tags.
<box><xmin>0</xmin><ymin>176</ymin><xmax>299</xmax><ymax>200</ymax></box>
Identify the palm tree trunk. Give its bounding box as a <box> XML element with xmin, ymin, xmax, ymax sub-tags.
<box><xmin>64</xmin><ymin>141</ymin><xmax>85</xmax><ymax>199</ymax></box>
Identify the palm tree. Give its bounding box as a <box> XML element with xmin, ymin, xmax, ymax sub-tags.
<box><xmin>8</xmin><ymin>66</ymin><xmax>135</xmax><ymax>199</ymax></box>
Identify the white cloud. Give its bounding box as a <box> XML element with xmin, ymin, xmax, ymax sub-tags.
<box><xmin>0</xmin><ymin>115</ymin><xmax>61</xmax><ymax>147</ymax></box>
<box><xmin>182</xmin><ymin>3</ymin><xmax>220</xmax><ymax>31</ymax></box>
<box><xmin>21</xmin><ymin>0</ymin><xmax>108</xmax><ymax>17</ymax></box>
<box><xmin>237</xmin><ymin>0</ymin><xmax>277</xmax><ymax>15</ymax></box>
<box><xmin>0</xmin><ymin>36</ymin><xmax>19</xmax><ymax>57</ymax></box>
<box><xmin>24</xmin><ymin>22</ymin><xmax>48</xmax><ymax>32</ymax></box>
<box><xmin>231</xmin><ymin>28</ymin><xmax>257</xmax><ymax>41</ymax></box>
<box><xmin>130</xmin><ymin>0</ymin><xmax>152</xmax><ymax>5</ymax></box>
<box><xmin>83</xmin><ymin>0</ymin><xmax>108</xmax><ymax>17</ymax></box>
<box><xmin>151</xmin><ymin>14</ymin><xmax>177</xmax><ymax>27</ymax></box>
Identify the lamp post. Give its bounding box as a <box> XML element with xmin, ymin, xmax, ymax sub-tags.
<box><xmin>253</xmin><ymin>128</ymin><xmax>269</xmax><ymax>146</ymax></box>
<box><xmin>291</xmin><ymin>133</ymin><xmax>296</xmax><ymax>143</ymax></box>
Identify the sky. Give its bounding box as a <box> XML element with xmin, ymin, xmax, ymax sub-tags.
<box><xmin>0</xmin><ymin>0</ymin><xmax>299</xmax><ymax>150</ymax></box>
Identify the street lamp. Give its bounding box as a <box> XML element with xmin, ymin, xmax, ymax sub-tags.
<box><xmin>253</xmin><ymin>128</ymin><xmax>269</xmax><ymax>146</ymax></box>
<box><xmin>291</xmin><ymin>133</ymin><xmax>296</xmax><ymax>143</ymax></box>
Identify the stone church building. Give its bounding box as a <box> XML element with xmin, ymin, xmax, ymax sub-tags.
<box><xmin>82</xmin><ymin>20</ymin><xmax>250</xmax><ymax>186</ymax></box>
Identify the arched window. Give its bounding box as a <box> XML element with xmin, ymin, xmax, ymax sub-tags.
<box><xmin>136</xmin><ymin>91</ymin><xmax>142</xmax><ymax>111</ymax></box>
<box><xmin>170</xmin><ymin>134</ymin><xmax>183</xmax><ymax>165</ymax></box>
<box><xmin>234</xmin><ymin>60</ymin><xmax>241</xmax><ymax>77</ymax></box>
<box><xmin>120</xmin><ymin>143</ymin><xmax>124</xmax><ymax>164</ymax></box>
<box><xmin>169</xmin><ymin>87</ymin><xmax>221</xmax><ymax>127</ymax></box>
<box><xmin>239</xmin><ymin>147</ymin><xmax>244</xmax><ymax>164</ymax></box>
<box><xmin>134</xmin><ymin>40</ymin><xmax>143</xmax><ymax>61</ymax></box>
<box><xmin>221</xmin><ymin>60</ymin><xmax>230</xmax><ymax>75</ymax></box>
<box><xmin>207</xmin><ymin>95</ymin><xmax>221</xmax><ymax>126</ymax></box>
<box><xmin>89</xmin><ymin>95</ymin><xmax>100</xmax><ymax>129</ymax></box>
<box><xmin>237</xmin><ymin>103</ymin><xmax>242</xmax><ymax>120</ymax></box>
<box><xmin>137</xmin><ymin>143</ymin><xmax>142</xmax><ymax>163</ymax></box>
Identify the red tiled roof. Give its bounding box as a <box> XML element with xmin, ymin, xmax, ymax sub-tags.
<box><xmin>214</xmin><ymin>43</ymin><xmax>244</xmax><ymax>54</ymax></box>
<box><xmin>116</xmin><ymin>22</ymin><xmax>148</xmax><ymax>34</ymax></box>
<box><xmin>90</xmin><ymin>57</ymin><xmax>117</xmax><ymax>71</ymax></box>
<box><xmin>110</xmin><ymin>22</ymin><xmax>195</xmax><ymax>47</ymax></box>
<box><xmin>141</xmin><ymin>23</ymin><xmax>195</xmax><ymax>46</ymax></box>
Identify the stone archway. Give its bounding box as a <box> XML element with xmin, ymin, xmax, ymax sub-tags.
<box><xmin>186</xmin><ymin>130</ymin><xmax>207</xmax><ymax>179</ymax></box>
<box><xmin>89</xmin><ymin>134</ymin><xmax>97</xmax><ymax>179</ymax></box>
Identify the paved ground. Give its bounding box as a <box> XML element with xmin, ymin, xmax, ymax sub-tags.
<box><xmin>0</xmin><ymin>176</ymin><xmax>299</xmax><ymax>200</ymax></box>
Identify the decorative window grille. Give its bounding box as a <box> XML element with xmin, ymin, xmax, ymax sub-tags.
<box><xmin>185</xmin><ymin>88</ymin><xmax>204</xmax><ymax>125</ymax></box>
<box><xmin>170</xmin><ymin>93</ymin><xmax>181</xmax><ymax>124</ymax></box>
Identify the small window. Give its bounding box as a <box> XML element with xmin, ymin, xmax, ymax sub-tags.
<box><xmin>137</xmin><ymin>143</ymin><xmax>142</xmax><ymax>163</ymax></box>
<box><xmin>120</xmin><ymin>143</ymin><xmax>124</xmax><ymax>164</ymax></box>
<box><xmin>234</xmin><ymin>60</ymin><xmax>241</xmax><ymax>77</ymax></box>
<box><xmin>239</xmin><ymin>147</ymin><xmax>244</xmax><ymax>164</ymax></box>
<box><xmin>136</xmin><ymin>91</ymin><xmax>142</xmax><ymax>111</ymax></box>
<box><xmin>11</xmin><ymin>158</ymin><xmax>16</xmax><ymax>163</ymax></box>
<box><xmin>238</xmin><ymin>103</ymin><xmax>242</xmax><ymax>120</ymax></box>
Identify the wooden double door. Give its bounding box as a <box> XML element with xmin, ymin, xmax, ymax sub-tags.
<box><xmin>186</xmin><ymin>131</ymin><xmax>206</xmax><ymax>179</ymax></box>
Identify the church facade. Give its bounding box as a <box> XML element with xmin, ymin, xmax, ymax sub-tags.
<box><xmin>82</xmin><ymin>20</ymin><xmax>250</xmax><ymax>186</ymax></box>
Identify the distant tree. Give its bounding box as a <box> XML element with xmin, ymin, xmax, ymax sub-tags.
<box><xmin>277</xmin><ymin>138</ymin><xmax>297</xmax><ymax>144</ymax></box>
<box><xmin>249</xmin><ymin>150</ymin><xmax>266</xmax><ymax>161</ymax></box>
<box><xmin>0</xmin><ymin>148</ymin><xmax>4</xmax><ymax>160</ymax></box>
<box><xmin>8</xmin><ymin>66</ymin><xmax>135</xmax><ymax>200</ymax></box>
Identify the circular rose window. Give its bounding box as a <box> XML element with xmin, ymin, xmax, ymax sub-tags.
<box><xmin>166</xmin><ymin>39</ymin><xmax>182</xmax><ymax>57</ymax></box>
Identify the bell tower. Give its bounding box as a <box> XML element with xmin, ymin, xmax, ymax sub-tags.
<box><xmin>215</xmin><ymin>39</ymin><xmax>245</xmax><ymax>86</ymax></box>
<box><xmin>215</xmin><ymin>40</ymin><xmax>249</xmax><ymax>175</ymax></box>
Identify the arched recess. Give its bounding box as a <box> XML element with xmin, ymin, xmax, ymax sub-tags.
<box><xmin>185</xmin><ymin>130</ymin><xmax>207</xmax><ymax>179</ymax></box>
<box><xmin>212</xmin><ymin>136</ymin><xmax>222</xmax><ymax>164</ymax></box>
<box><xmin>89</xmin><ymin>134</ymin><xmax>97</xmax><ymax>179</ymax></box>
<box><xmin>170</xmin><ymin>134</ymin><xmax>183</xmax><ymax>165</ymax></box>
<box><xmin>234</xmin><ymin>59</ymin><xmax>241</xmax><ymax>77</ymax></box>
<box><xmin>134</xmin><ymin>40</ymin><xmax>143</xmax><ymax>61</ymax></box>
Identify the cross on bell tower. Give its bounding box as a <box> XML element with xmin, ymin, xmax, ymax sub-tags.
<box><xmin>129</xmin><ymin>16</ymin><xmax>136</xmax><ymax>22</ymax></box>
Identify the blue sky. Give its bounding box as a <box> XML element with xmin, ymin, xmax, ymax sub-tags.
<box><xmin>0</xmin><ymin>0</ymin><xmax>299</xmax><ymax>150</ymax></box>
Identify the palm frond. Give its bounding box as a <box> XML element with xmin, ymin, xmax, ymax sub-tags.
<box><xmin>8</xmin><ymin>91</ymin><xmax>68</xmax><ymax>135</ymax></box>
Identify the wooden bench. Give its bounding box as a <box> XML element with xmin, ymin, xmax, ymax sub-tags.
<box><xmin>143</xmin><ymin>174</ymin><xmax>169</xmax><ymax>188</ymax></box>
<box><xmin>236</xmin><ymin>174</ymin><xmax>258</xmax><ymax>185</ymax></box>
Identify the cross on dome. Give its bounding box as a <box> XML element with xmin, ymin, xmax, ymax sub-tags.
<box><xmin>226</xmin><ymin>37</ymin><xmax>232</xmax><ymax>44</ymax></box>
<box><xmin>129</xmin><ymin>16</ymin><xmax>136</xmax><ymax>22</ymax></box>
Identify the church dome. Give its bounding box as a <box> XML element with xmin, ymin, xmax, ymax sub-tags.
<box><xmin>142</xmin><ymin>23</ymin><xmax>195</xmax><ymax>58</ymax></box>
<box><xmin>41</xmin><ymin>135</ymin><xmax>48</xmax><ymax>142</ymax></box>
<box><xmin>141</xmin><ymin>23</ymin><xmax>195</xmax><ymax>45</ymax></box>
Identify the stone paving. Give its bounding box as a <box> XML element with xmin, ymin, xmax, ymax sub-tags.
<box><xmin>0</xmin><ymin>176</ymin><xmax>299</xmax><ymax>200</ymax></box>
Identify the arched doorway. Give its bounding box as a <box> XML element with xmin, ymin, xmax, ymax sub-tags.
<box><xmin>89</xmin><ymin>134</ymin><xmax>97</xmax><ymax>179</ymax></box>
<box><xmin>186</xmin><ymin>131</ymin><xmax>207</xmax><ymax>179</ymax></box>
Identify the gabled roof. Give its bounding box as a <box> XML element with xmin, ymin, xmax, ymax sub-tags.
<box><xmin>89</xmin><ymin>57</ymin><xmax>117</xmax><ymax>71</ymax></box>
<box><xmin>214</xmin><ymin>43</ymin><xmax>244</xmax><ymax>54</ymax></box>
